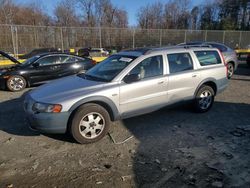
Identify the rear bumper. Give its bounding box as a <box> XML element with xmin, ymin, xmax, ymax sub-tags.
<box><xmin>217</xmin><ymin>77</ymin><xmax>229</xmax><ymax>94</ymax></box>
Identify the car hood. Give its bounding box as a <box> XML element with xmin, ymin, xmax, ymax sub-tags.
<box><xmin>29</xmin><ymin>75</ymin><xmax>107</xmax><ymax>103</ymax></box>
<box><xmin>0</xmin><ymin>51</ymin><xmax>20</xmax><ymax>64</ymax></box>
<box><xmin>0</xmin><ymin>65</ymin><xmax>19</xmax><ymax>75</ymax></box>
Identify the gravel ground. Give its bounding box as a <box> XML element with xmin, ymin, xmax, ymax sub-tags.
<box><xmin>0</xmin><ymin>62</ymin><xmax>250</xmax><ymax>188</ymax></box>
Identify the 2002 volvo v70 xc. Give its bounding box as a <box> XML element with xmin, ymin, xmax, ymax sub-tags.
<box><xmin>24</xmin><ymin>46</ymin><xmax>229</xmax><ymax>144</ymax></box>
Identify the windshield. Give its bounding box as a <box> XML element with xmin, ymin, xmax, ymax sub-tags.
<box><xmin>20</xmin><ymin>55</ymin><xmax>40</xmax><ymax>66</ymax></box>
<box><xmin>80</xmin><ymin>55</ymin><xmax>137</xmax><ymax>82</ymax></box>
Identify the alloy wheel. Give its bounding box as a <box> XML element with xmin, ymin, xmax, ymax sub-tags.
<box><xmin>9</xmin><ymin>77</ymin><xmax>25</xmax><ymax>91</ymax></box>
<box><xmin>199</xmin><ymin>90</ymin><xmax>212</xmax><ymax>110</ymax></box>
<box><xmin>79</xmin><ymin>112</ymin><xmax>105</xmax><ymax>139</ymax></box>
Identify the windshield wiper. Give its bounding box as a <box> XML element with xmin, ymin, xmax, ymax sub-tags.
<box><xmin>79</xmin><ymin>73</ymin><xmax>109</xmax><ymax>82</ymax></box>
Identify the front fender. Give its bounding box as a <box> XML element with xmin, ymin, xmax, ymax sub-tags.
<box><xmin>69</xmin><ymin>96</ymin><xmax>120</xmax><ymax>121</ymax></box>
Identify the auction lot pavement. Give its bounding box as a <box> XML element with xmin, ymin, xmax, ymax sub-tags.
<box><xmin>0</xmin><ymin>63</ymin><xmax>250</xmax><ymax>188</ymax></box>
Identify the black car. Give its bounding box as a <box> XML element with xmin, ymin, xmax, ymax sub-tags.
<box><xmin>18</xmin><ymin>48</ymin><xmax>61</xmax><ymax>59</ymax></box>
<box><xmin>0</xmin><ymin>51</ymin><xmax>95</xmax><ymax>92</ymax></box>
<box><xmin>247</xmin><ymin>54</ymin><xmax>250</xmax><ymax>67</ymax></box>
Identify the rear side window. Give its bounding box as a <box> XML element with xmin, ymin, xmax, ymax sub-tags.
<box><xmin>61</xmin><ymin>56</ymin><xmax>85</xmax><ymax>64</ymax></box>
<box><xmin>194</xmin><ymin>51</ymin><xmax>222</xmax><ymax>66</ymax></box>
<box><xmin>167</xmin><ymin>53</ymin><xmax>193</xmax><ymax>74</ymax></box>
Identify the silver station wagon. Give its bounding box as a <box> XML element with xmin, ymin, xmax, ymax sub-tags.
<box><xmin>24</xmin><ymin>46</ymin><xmax>229</xmax><ymax>144</ymax></box>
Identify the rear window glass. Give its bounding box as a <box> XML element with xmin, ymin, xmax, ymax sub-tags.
<box><xmin>208</xmin><ymin>43</ymin><xmax>228</xmax><ymax>52</ymax></box>
<box><xmin>194</xmin><ymin>51</ymin><xmax>222</xmax><ymax>66</ymax></box>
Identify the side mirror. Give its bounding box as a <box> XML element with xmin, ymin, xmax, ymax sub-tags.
<box><xmin>32</xmin><ymin>62</ymin><xmax>40</xmax><ymax>68</ymax></box>
<box><xmin>123</xmin><ymin>73</ymin><xmax>141</xmax><ymax>84</ymax></box>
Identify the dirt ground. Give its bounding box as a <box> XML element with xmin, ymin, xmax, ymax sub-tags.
<box><xmin>0</xmin><ymin>62</ymin><xmax>250</xmax><ymax>188</ymax></box>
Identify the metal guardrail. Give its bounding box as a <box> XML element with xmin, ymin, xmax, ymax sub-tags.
<box><xmin>0</xmin><ymin>24</ymin><xmax>250</xmax><ymax>55</ymax></box>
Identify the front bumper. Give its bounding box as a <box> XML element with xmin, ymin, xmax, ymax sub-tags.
<box><xmin>24</xmin><ymin>95</ymin><xmax>70</xmax><ymax>134</ymax></box>
<box><xmin>0</xmin><ymin>77</ymin><xmax>6</xmax><ymax>90</ymax></box>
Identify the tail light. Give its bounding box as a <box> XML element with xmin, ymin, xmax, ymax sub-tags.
<box><xmin>91</xmin><ymin>60</ymin><xmax>97</xmax><ymax>64</ymax></box>
<box><xmin>218</xmin><ymin>50</ymin><xmax>227</xmax><ymax>77</ymax></box>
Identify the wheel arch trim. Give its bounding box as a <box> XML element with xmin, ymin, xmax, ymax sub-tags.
<box><xmin>68</xmin><ymin>96</ymin><xmax>120</xmax><ymax>121</ymax></box>
<box><xmin>194</xmin><ymin>78</ymin><xmax>218</xmax><ymax>97</ymax></box>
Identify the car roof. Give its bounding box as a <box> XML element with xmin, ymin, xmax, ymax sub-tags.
<box><xmin>32</xmin><ymin>52</ymin><xmax>87</xmax><ymax>59</ymax></box>
<box><xmin>117</xmin><ymin>46</ymin><xmax>219</xmax><ymax>57</ymax></box>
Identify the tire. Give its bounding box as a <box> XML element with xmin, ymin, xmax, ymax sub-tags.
<box><xmin>70</xmin><ymin>103</ymin><xmax>111</xmax><ymax>144</ymax></box>
<box><xmin>6</xmin><ymin>75</ymin><xmax>27</xmax><ymax>92</ymax></box>
<box><xmin>247</xmin><ymin>59</ymin><xmax>250</xmax><ymax>67</ymax></box>
<box><xmin>227</xmin><ymin>62</ymin><xmax>234</xmax><ymax>79</ymax></box>
<box><xmin>194</xmin><ymin>85</ymin><xmax>215</xmax><ymax>113</ymax></box>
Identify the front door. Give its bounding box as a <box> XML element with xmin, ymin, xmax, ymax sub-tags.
<box><xmin>29</xmin><ymin>55</ymin><xmax>62</xmax><ymax>84</ymax></box>
<box><xmin>119</xmin><ymin>55</ymin><xmax>168</xmax><ymax>118</ymax></box>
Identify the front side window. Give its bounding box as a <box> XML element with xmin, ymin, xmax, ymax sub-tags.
<box><xmin>129</xmin><ymin>55</ymin><xmax>163</xmax><ymax>79</ymax></box>
<box><xmin>194</xmin><ymin>51</ymin><xmax>222</xmax><ymax>66</ymax></box>
<box><xmin>167</xmin><ymin>53</ymin><xmax>193</xmax><ymax>73</ymax></box>
<box><xmin>36</xmin><ymin>56</ymin><xmax>61</xmax><ymax>66</ymax></box>
<box><xmin>84</xmin><ymin>55</ymin><xmax>136</xmax><ymax>82</ymax></box>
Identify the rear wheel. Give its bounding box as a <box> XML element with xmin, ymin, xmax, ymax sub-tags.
<box><xmin>6</xmin><ymin>75</ymin><xmax>27</xmax><ymax>92</ymax></box>
<box><xmin>227</xmin><ymin>62</ymin><xmax>234</xmax><ymax>79</ymax></box>
<box><xmin>70</xmin><ymin>103</ymin><xmax>111</xmax><ymax>144</ymax></box>
<box><xmin>194</xmin><ymin>85</ymin><xmax>215</xmax><ymax>113</ymax></box>
<box><xmin>247</xmin><ymin>56</ymin><xmax>250</xmax><ymax>67</ymax></box>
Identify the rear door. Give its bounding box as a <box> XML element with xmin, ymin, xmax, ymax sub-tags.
<box><xmin>56</xmin><ymin>55</ymin><xmax>89</xmax><ymax>77</ymax></box>
<box><xmin>166</xmin><ymin>51</ymin><xmax>200</xmax><ymax>103</ymax></box>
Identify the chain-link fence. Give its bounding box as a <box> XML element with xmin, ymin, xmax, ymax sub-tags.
<box><xmin>0</xmin><ymin>24</ymin><xmax>250</xmax><ymax>55</ymax></box>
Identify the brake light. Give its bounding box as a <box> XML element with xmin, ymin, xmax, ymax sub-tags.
<box><xmin>91</xmin><ymin>60</ymin><xmax>97</xmax><ymax>64</ymax></box>
<box><xmin>218</xmin><ymin>50</ymin><xmax>227</xmax><ymax>77</ymax></box>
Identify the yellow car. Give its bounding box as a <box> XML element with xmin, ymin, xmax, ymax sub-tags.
<box><xmin>0</xmin><ymin>52</ymin><xmax>25</xmax><ymax>66</ymax></box>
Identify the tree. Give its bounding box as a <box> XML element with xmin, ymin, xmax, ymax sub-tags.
<box><xmin>137</xmin><ymin>2</ymin><xmax>164</xmax><ymax>29</ymax></box>
<box><xmin>0</xmin><ymin>0</ymin><xmax>18</xmax><ymax>24</ymax></box>
<box><xmin>15</xmin><ymin>3</ymin><xmax>51</xmax><ymax>26</ymax></box>
<box><xmin>191</xmin><ymin>6</ymin><xmax>199</xmax><ymax>30</ymax></box>
<box><xmin>219</xmin><ymin>0</ymin><xmax>241</xmax><ymax>30</ymax></box>
<box><xmin>78</xmin><ymin>0</ymin><xmax>96</xmax><ymax>27</ymax></box>
<box><xmin>113</xmin><ymin>9</ymin><xmax>128</xmax><ymax>28</ymax></box>
<box><xmin>78</xmin><ymin>0</ymin><xmax>128</xmax><ymax>27</ymax></box>
<box><xmin>54</xmin><ymin>0</ymin><xmax>80</xmax><ymax>26</ymax></box>
<box><xmin>200</xmin><ymin>1</ymin><xmax>220</xmax><ymax>30</ymax></box>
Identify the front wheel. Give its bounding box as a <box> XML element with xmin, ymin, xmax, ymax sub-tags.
<box><xmin>6</xmin><ymin>75</ymin><xmax>27</xmax><ymax>92</ymax></box>
<box><xmin>70</xmin><ymin>103</ymin><xmax>111</xmax><ymax>144</ymax></box>
<box><xmin>194</xmin><ymin>85</ymin><xmax>215</xmax><ymax>113</ymax></box>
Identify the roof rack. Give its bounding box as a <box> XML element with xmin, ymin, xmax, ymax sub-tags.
<box><xmin>121</xmin><ymin>45</ymin><xmax>213</xmax><ymax>55</ymax></box>
<box><xmin>182</xmin><ymin>44</ymin><xmax>212</xmax><ymax>48</ymax></box>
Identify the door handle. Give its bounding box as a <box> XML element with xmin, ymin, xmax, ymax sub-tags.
<box><xmin>192</xmin><ymin>74</ymin><xmax>197</xmax><ymax>78</ymax></box>
<box><xmin>158</xmin><ymin>81</ymin><xmax>164</xmax><ymax>84</ymax></box>
<box><xmin>51</xmin><ymin>65</ymin><xmax>60</xmax><ymax>70</ymax></box>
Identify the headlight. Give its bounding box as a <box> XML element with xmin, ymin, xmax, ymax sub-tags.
<box><xmin>32</xmin><ymin>102</ymin><xmax>62</xmax><ymax>113</ymax></box>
